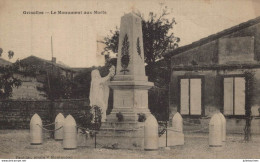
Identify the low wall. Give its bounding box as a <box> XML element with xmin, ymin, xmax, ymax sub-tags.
<box><xmin>181</xmin><ymin>117</ymin><xmax>260</xmax><ymax>135</ymax></box>
<box><xmin>0</xmin><ymin>99</ymin><xmax>89</xmax><ymax>129</ymax></box>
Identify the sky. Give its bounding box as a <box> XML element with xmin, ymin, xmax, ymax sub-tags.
<box><xmin>0</xmin><ymin>0</ymin><xmax>259</xmax><ymax>68</ymax></box>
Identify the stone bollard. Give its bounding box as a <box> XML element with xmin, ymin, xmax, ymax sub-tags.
<box><xmin>209</xmin><ymin>113</ymin><xmax>222</xmax><ymax>147</ymax></box>
<box><xmin>63</xmin><ymin>114</ymin><xmax>77</xmax><ymax>149</ymax></box>
<box><xmin>30</xmin><ymin>113</ymin><xmax>43</xmax><ymax>145</ymax></box>
<box><xmin>144</xmin><ymin>114</ymin><xmax>159</xmax><ymax>151</ymax></box>
<box><xmin>54</xmin><ymin>113</ymin><xmax>65</xmax><ymax>141</ymax></box>
<box><xmin>172</xmin><ymin>112</ymin><xmax>183</xmax><ymax>132</ymax></box>
<box><xmin>217</xmin><ymin>112</ymin><xmax>226</xmax><ymax>142</ymax></box>
<box><xmin>169</xmin><ymin>112</ymin><xmax>184</xmax><ymax>146</ymax></box>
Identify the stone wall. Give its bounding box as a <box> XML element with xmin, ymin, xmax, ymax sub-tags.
<box><xmin>181</xmin><ymin>117</ymin><xmax>260</xmax><ymax>135</ymax></box>
<box><xmin>0</xmin><ymin>99</ymin><xmax>89</xmax><ymax>129</ymax></box>
<box><xmin>171</xmin><ymin>40</ymin><xmax>218</xmax><ymax>66</ymax></box>
<box><xmin>223</xmin><ymin>23</ymin><xmax>260</xmax><ymax>61</ymax></box>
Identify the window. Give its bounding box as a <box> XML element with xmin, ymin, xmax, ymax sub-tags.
<box><xmin>179</xmin><ymin>78</ymin><xmax>203</xmax><ymax>115</ymax></box>
<box><xmin>223</xmin><ymin>76</ymin><xmax>245</xmax><ymax>116</ymax></box>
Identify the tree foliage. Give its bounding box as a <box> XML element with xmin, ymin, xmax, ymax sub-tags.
<box><xmin>0</xmin><ymin>48</ymin><xmax>3</xmax><ymax>57</ymax></box>
<box><xmin>8</xmin><ymin>50</ymin><xmax>14</xmax><ymax>59</ymax></box>
<box><xmin>36</xmin><ymin>72</ymin><xmax>77</xmax><ymax>100</ymax></box>
<box><xmin>0</xmin><ymin>62</ymin><xmax>22</xmax><ymax>100</ymax></box>
<box><xmin>0</xmin><ymin>48</ymin><xmax>14</xmax><ymax>60</ymax></box>
<box><xmin>0</xmin><ymin>49</ymin><xmax>23</xmax><ymax>100</ymax></box>
<box><xmin>0</xmin><ymin>66</ymin><xmax>21</xmax><ymax>99</ymax></box>
<box><xmin>101</xmin><ymin>27</ymin><xmax>119</xmax><ymax>59</ymax></box>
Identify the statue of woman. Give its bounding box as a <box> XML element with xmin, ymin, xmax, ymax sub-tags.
<box><xmin>89</xmin><ymin>66</ymin><xmax>115</xmax><ymax>122</ymax></box>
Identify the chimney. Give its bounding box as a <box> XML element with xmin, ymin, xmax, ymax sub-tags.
<box><xmin>52</xmin><ymin>57</ymin><xmax>56</xmax><ymax>63</ymax></box>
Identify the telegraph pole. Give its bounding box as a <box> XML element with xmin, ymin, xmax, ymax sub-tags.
<box><xmin>49</xmin><ymin>36</ymin><xmax>55</xmax><ymax>138</ymax></box>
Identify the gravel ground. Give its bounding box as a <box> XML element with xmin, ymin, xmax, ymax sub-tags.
<box><xmin>0</xmin><ymin>130</ymin><xmax>259</xmax><ymax>159</ymax></box>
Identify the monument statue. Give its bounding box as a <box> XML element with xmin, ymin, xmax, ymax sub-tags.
<box><xmin>89</xmin><ymin>66</ymin><xmax>115</xmax><ymax>122</ymax></box>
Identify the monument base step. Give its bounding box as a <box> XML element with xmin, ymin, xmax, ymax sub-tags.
<box><xmin>77</xmin><ymin>121</ymin><xmax>146</xmax><ymax>149</ymax></box>
<box><xmin>78</xmin><ymin>134</ymin><xmax>144</xmax><ymax>149</ymax></box>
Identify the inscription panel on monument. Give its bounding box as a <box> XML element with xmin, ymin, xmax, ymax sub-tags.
<box><xmin>114</xmin><ymin>90</ymin><xmax>133</xmax><ymax>108</ymax></box>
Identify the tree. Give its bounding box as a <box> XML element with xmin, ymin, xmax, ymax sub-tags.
<box><xmin>0</xmin><ymin>48</ymin><xmax>15</xmax><ymax>59</ymax></box>
<box><xmin>101</xmin><ymin>7</ymin><xmax>180</xmax><ymax>120</ymax></box>
<box><xmin>0</xmin><ymin>61</ymin><xmax>22</xmax><ymax>100</ymax></box>
<box><xmin>0</xmin><ymin>48</ymin><xmax>3</xmax><ymax>57</ymax></box>
<box><xmin>72</xmin><ymin>67</ymin><xmax>95</xmax><ymax>99</ymax></box>
<box><xmin>0</xmin><ymin>48</ymin><xmax>22</xmax><ymax>100</ymax></box>
<box><xmin>36</xmin><ymin>71</ymin><xmax>77</xmax><ymax>100</ymax></box>
<box><xmin>8</xmin><ymin>51</ymin><xmax>14</xmax><ymax>59</ymax></box>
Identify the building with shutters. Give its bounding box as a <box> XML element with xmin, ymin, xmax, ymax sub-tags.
<box><xmin>166</xmin><ymin>16</ymin><xmax>260</xmax><ymax>134</ymax></box>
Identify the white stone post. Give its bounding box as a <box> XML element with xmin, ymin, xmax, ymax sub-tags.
<box><xmin>63</xmin><ymin>114</ymin><xmax>77</xmax><ymax>149</ymax></box>
<box><xmin>217</xmin><ymin>112</ymin><xmax>226</xmax><ymax>142</ymax></box>
<box><xmin>30</xmin><ymin>113</ymin><xmax>43</xmax><ymax>145</ymax></box>
<box><xmin>209</xmin><ymin>113</ymin><xmax>222</xmax><ymax>147</ymax></box>
<box><xmin>144</xmin><ymin>115</ymin><xmax>159</xmax><ymax>150</ymax></box>
<box><xmin>54</xmin><ymin>113</ymin><xmax>64</xmax><ymax>140</ymax></box>
<box><xmin>172</xmin><ymin>112</ymin><xmax>183</xmax><ymax>132</ymax></box>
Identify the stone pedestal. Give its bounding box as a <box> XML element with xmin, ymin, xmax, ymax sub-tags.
<box><xmin>96</xmin><ymin>13</ymin><xmax>154</xmax><ymax>149</ymax></box>
<box><xmin>96</xmin><ymin>122</ymin><xmax>145</xmax><ymax>149</ymax></box>
<box><xmin>107</xmin><ymin>81</ymin><xmax>153</xmax><ymax>122</ymax></box>
<box><xmin>209</xmin><ymin>113</ymin><xmax>222</xmax><ymax>147</ymax></box>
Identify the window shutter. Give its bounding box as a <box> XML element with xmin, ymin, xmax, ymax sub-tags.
<box><xmin>180</xmin><ymin>79</ymin><xmax>189</xmax><ymax>115</ymax></box>
<box><xmin>190</xmin><ymin>79</ymin><xmax>201</xmax><ymax>115</ymax></box>
<box><xmin>224</xmin><ymin>78</ymin><xmax>234</xmax><ymax>115</ymax></box>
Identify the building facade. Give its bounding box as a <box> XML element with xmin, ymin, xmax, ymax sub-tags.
<box><xmin>167</xmin><ymin>17</ymin><xmax>260</xmax><ymax>134</ymax></box>
<box><xmin>11</xmin><ymin>74</ymin><xmax>45</xmax><ymax>100</ymax></box>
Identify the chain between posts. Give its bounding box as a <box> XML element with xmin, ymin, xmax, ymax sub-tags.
<box><xmin>36</xmin><ymin>124</ymin><xmax>63</xmax><ymax>132</ymax></box>
<box><xmin>183</xmin><ymin>121</ymin><xmax>205</xmax><ymax>125</ymax></box>
<box><xmin>158</xmin><ymin>120</ymin><xmax>209</xmax><ymax>136</ymax></box>
<box><xmin>159</xmin><ymin>125</ymin><xmax>209</xmax><ymax>136</ymax></box>
<box><xmin>183</xmin><ymin>126</ymin><xmax>208</xmax><ymax>133</ymax></box>
<box><xmin>42</xmin><ymin>122</ymin><xmax>56</xmax><ymax>127</ymax></box>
